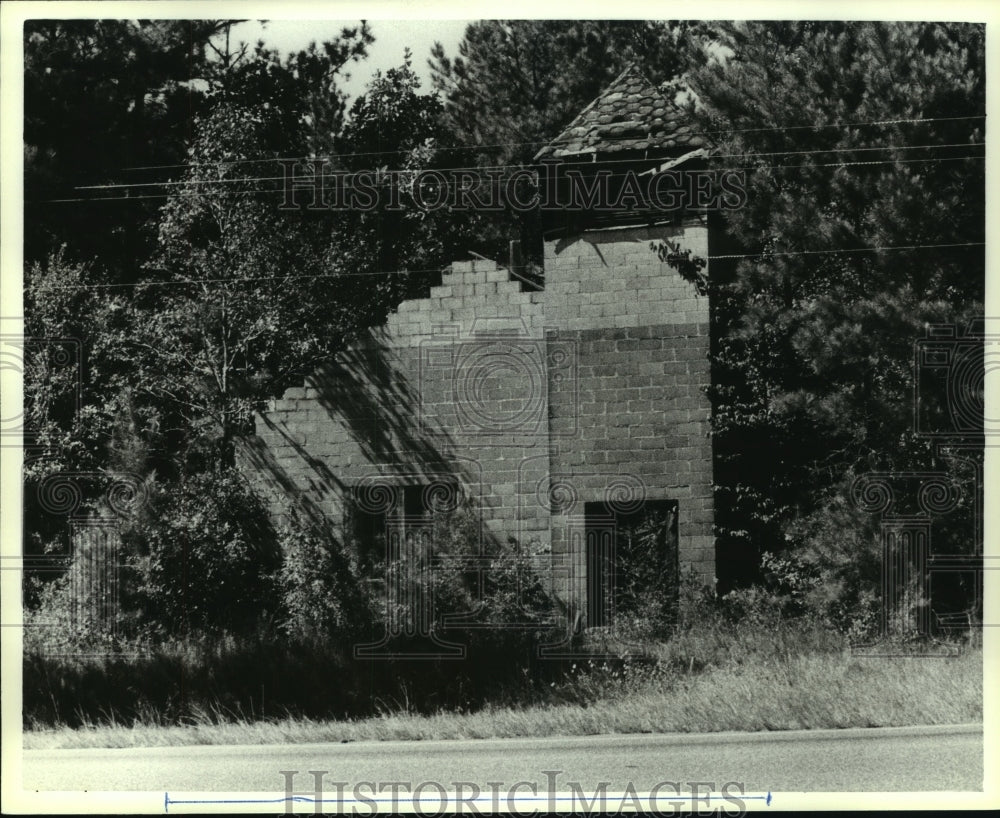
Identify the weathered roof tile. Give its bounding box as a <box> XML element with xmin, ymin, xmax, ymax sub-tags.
<box><xmin>535</xmin><ymin>63</ymin><xmax>702</xmax><ymax>160</ymax></box>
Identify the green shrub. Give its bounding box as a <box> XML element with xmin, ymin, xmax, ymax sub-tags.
<box><xmin>121</xmin><ymin>471</ymin><xmax>281</xmax><ymax>636</ymax></box>
<box><xmin>610</xmin><ymin>505</ymin><xmax>680</xmax><ymax>640</ymax></box>
<box><xmin>276</xmin><ymin>507</ymin><xmax>373</xmax><ymax>643</ymax></box>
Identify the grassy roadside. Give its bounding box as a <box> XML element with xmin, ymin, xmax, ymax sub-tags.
<box><xmin>23</xmin><ymin>647</ymin><xmax>982</xmax><ymax>750</ymax></box>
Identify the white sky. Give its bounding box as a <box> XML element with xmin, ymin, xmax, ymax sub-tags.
<box><xmin>230</xmin><ymin>19</ymin><xmax>474</xmax><ymax>102</ymax></box>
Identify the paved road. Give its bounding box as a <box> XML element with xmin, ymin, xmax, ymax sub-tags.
<box><xmin>21</xmin><ymin>724</ymin><xmax>982</xmax><ymax>798</ymax></box>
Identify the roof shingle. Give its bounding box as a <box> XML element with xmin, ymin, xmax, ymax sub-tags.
<box><xmin>534</xmin><ymin>64</ymin><xmax>703</xmax><ymax>161</ymax></box>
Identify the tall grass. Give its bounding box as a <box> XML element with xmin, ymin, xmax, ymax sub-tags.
<box><xmin>24</xmin><ymin>628</ymin><xmax>561</xmax><ymax>729</ymax></box>
<box><xmin>23</xmin><ymin>609</ymin><xmax>982</xmax><ymax>749</ymax></box>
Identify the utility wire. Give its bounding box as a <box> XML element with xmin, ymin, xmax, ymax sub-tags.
<box><xmin>31</xmin><ymin>242</ymin><xmax>985</xmax><ymax>291</ymax></box>
<box><xmin>73</xmin><ymin>141</ymin><xmax>985</xmax><ymax>192</ymax></box>
<box><xmin>112</xmin><ymin>114</ymin><xmax>987</xmax><ymax>173</ymax></box>
<box><xmin>705</xmin><ymin>241</ymin><xmax>985</xmax><ymax>261</ymax></box>
<box><xmin>34</xmin><ymin>154</ymin><xmax>986</xmax><ymax>205</ymax></box>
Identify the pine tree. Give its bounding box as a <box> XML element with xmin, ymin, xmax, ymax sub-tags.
<box><xmin>681</xmin><ymin>22</ymin><xmax>985</xmax><ymax>589</ymax></box>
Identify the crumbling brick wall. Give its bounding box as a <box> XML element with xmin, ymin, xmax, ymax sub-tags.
<box><xmin>238</xmin><ymin>258</ymin><xmax>552</xmax><ymax>555</ymax></box>
<box><xmin>238</xmin><ymin>216</ymin><xmax>715</xmax><ymax>618</ymax></box>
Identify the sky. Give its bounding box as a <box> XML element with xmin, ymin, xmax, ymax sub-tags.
<box><xmin>229</xmin><ymin>19</ymin><xmax>474</xmax><ymax>102</ymax></box>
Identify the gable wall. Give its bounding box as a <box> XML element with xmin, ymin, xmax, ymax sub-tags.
<box><xmin>238</xmin><ymin>259</ymin><xmax>553</xmax><ymax>558</ymax></box>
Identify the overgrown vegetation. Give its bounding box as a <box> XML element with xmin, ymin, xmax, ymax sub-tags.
<box><xmin>24</xmin><ymin>495</ymin><xmax>567</xmax><ymax>728</ymax></box>
<box><xmin>24</xmin><ymin>519</ymin><xmax>981</xmax><ymax>733</ymax></box>
<box><xmin>24</xmin><ymin>591</ymin><xmax>981</xmax><ymax>741</ymax></box>
<box><xmin>677</xmin><ymin>22</ymin><xmax>985</xmax><ymax>590</ymax></box>
<box><xmin>21</xmin><ymin>20</ymin><xmax>985</xmax><ymax>738</ymax></box>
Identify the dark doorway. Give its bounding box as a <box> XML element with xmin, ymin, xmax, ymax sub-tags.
<box><xmin>584</xmin><ymin>499</ymin><xmax>679</xmax><ymax>631</ymax></box>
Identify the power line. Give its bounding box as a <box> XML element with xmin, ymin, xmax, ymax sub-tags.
<box><xmin>705</xmin><ymin>241</ymin><xmax>984</xmax><ymax>261</ymax></box>
<box><xmin>111</xmin><ymin>114</ymin><xmax>987</xmax><ymax>173</ymax></box>
<box><xmin>73</xmin><ymin>141</ymin><xmax>984</xmax><ymax>192</ymax></box>
<box><xmin>31</xmin><ymin>241</ymin><xmax>985</xmax><ymax>291</ymax></box>
<box><xmin>34</xmin><ymin>154</ymin><xmax>986</xmax><ymax>205</ymax></box>
<box><xmin>34</xmin><ymin>266</ymin><xmax>449</xmax><ymax>290</ymax></box>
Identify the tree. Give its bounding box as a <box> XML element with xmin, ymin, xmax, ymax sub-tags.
<box><xmin>24</xmin><ymin>21</ymin><xmax>376</xmax><ymax>471</ymax></box>
<box><xmin>207</xmin><ymin>24</ymin><xmax>374</xmax><ymax>157</ymax></box>
<box><xmin>122</xmin><ymin>471</ymin><xmax>282</xmax><ymax>636</ymax></box>
<box><xmin>277</xmin><ymin>28</ymin><xmax>374</xmax><ymax>157</ymax></box>
<box><xmin>677</xmin><ymin>22</ymin><xmax>985</xmax><ymax>589</ymax></box>
<box><xmin>65</xmin><ymin>25</ymin><xmax>373</xmax><ymax>473</ymax></box>
<box><xmin>21</xmin><ymin>250</ymin><xmax>142</xmax><ymax>573</ymax></box>
<box><xmin>21</xmin><ymin>23</ymin><xmax>379</xmax><ymax>639</ymax></box>
<box><xmin>332</xmin><ymin>54</ymin><xmax>469</xmax><ymax>308</ymax></box>
<box><xmin>23</xmin><ymin>20</ymin><xmax>234</xmax><ymax>275</ymax></box>
<box><xmin>138</xmin><ymin>101</ymin><xmax>354</xmax><ymax>470</ymax></box>
<box><xmin>24</xmin><ymin>20</ymin><xmax>372</xmax><ymax>278</ymax></box>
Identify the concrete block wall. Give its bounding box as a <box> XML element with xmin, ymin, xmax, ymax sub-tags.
<box><xmin>541</xmin><ymin>221</ymin><xmax>709</xmax><ymax>331</ymax></box>
<box><xmin>238</xmin><ymin>259</ymin><xmax>552</xmax><ymax>556</ymax></box>
<box><xmin>541</xmin><ymin>220</ymin><xmax>715</xmax><ymax>602</ymax></box>
<box><xmin>239</xmin><ymin>216</ymin><xmax>716</xmax><ymax>617</ymax></box>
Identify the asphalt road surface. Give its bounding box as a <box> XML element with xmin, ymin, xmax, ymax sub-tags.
<box><xmin>20</xmin><ymin>724</ymin><xmax>982</xmax><ymax>798</ymax></box>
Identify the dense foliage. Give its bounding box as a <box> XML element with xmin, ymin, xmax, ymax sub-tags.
<box><xmin>121</xmin><ymin>472</ymin><xmax>282</xmax><ymax>636</ymax></box>
<box><xmin>21</xmin><ymin>20</ymin><xmax>985</xmax><ymax>668</ymax></box>
<box><xmin>276</xmin><ymin>508</ymin><xmax>373</xmax><ymax>643</ymax></box>
<box><xmin>679</xmin><ymin>22</ymin><xmax>985</xmax><ymax>596</ymax></box>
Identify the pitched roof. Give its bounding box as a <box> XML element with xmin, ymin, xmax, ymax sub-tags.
<box><xmin>534</xmin><ymin>63</ymin><xmax>704</xmax><ymax>161</ymax></box>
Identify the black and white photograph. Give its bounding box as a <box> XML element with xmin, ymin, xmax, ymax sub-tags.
<box><xmin>0</xmin><ymin>1</ymin><xmax>995</xmax><ymax>813</ymax></box>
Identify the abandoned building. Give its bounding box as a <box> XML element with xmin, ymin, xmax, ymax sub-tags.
<box><xmin>240</xmin><ymin>65</ymin><xmax>717</xmax><ymax>633</ymax></box>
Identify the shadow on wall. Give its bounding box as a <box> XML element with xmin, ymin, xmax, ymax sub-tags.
<box><xmin>239</xmin><ymin>326</ymin><xmax>484</xmax><ymax>530</ymax></box>
<box><xmin>312</xmin><ymin>327</ymin><xmax>456</xmax><ymax>472</ymax></box>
